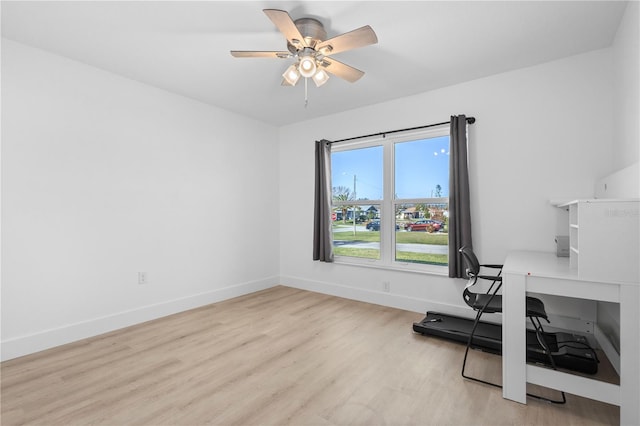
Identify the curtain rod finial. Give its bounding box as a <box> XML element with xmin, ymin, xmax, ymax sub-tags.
<box><xmin>467</xmin><ymin>117</ymin><xmax>476</xmax><ymax>124</ymax></box>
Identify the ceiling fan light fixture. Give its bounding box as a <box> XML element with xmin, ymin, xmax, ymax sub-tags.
<box><xmin>231</xmin><ymin>9</ymin><xmax>378</xmax><ymax>104</ymax></box>
<box><xmin>282</xmin><ymin>64</ymin><xmax>300</xmax><ymax>86</ymax></box>
<box><xmin>298</xmin><ymin>56</ymin><xmax>317</xmax><ymax>78</ymax></box>
<box><xmin>312</xmin><ymin>68</ymin><xmax>330</xmax><ymax>87</ymax></box>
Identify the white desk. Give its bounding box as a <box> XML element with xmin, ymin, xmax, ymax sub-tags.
<box><xmin>502</xmin><ymin>251</ymin><xmax>640</xmax><ymax>425</ymax></box>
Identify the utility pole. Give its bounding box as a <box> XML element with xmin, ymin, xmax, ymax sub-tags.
<box><xmin>353</xmin><ymin>174</ymin><xmax>357</xmax><ymax>236</ymax></box>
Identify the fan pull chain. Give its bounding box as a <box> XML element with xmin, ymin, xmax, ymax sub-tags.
<box><xmin>304</xmin><ymin>77</ymin><xmax>309</xmax><ymax>108</ymax></box>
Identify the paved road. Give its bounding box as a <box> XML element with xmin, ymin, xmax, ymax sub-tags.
<box><xmin>333</xmin><ymin>240</ymin><xmax>447</xmax><ymax>254</ymax></box>
<box><xmin>333</xmin><ymin>225</ymin><xmax>367</xmax><ymax>233</ymax></box>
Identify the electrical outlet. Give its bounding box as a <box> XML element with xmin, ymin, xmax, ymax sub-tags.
<box><xmin>138</xmin><ymin>272</ymin><xmax>147</xmax><ymax>285</ymax></box>
<box><xmin>383</xmin><ymin>281</ymin><xmax>390</xmax><ymax>292</ymax></box>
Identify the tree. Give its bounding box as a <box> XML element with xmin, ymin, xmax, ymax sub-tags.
<box><xmin>416</xmin><ymin>203</ymin><xmax>428</xmax><ymax>218</ymax></box>
<box><xmin>434</xmin><ymin>184</ymin><xmax>442</xmax><ymax>197</ymax></box>
<box><xmin>333</xmin><ymin>186</ymin><xmax>353</xmax><ymax>224</ymax></box>
<box><xmin>366</xmin><ymin>205</ymin><xmax>378</xmax><ymax>220</ymax></box>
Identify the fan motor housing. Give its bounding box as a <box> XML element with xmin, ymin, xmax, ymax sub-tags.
<box><xmin>287</xmin><ymin>17</ymin><xmax>326</xmax><ymax>53</ymax></box>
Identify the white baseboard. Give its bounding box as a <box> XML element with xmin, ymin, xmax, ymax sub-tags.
<box><xmin>280</xmin><ymin>275</ymin><xmax>594</xmax><ymax>334</ymax></box>
<box><xmin>1</xmin><ymin>277</ymin><xmax>279</xmax><ymax>361</ymax></box>
<box><xmin>6</xmin><ymin>275</ymin><xmax>598</xmax><ymax>363</ymax></box>
<box><xmin>281</xmin><ymin>275</ymin><xmax>481</xmax><ymax>320</ymax></box>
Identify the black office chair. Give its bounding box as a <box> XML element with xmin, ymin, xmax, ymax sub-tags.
<box><xmin>459</xmin><ymin>246</ymin><xmax>566</xmax><ymax>404</ymax></box>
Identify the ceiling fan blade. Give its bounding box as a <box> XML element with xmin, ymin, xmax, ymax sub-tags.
<box><xmin>316</xmin><ymin>25</ymin><xmax>378</xmax><ymax>56</ymax></box>
<box><xmin>322</xmin><ymin>58</ymin><xmax>365</xmax><ymax>83</ymax></box>
<box><xmin>263</xmin><ymin>9</ymin><xmax>309</xmax><ymax>49</ymax></box>
<box><xmin>230</xmin><ymin>51</ymin><xmax>291</xmax><ymax>58</ymax></box>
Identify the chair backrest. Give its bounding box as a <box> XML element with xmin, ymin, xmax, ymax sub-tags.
<box><xmin>459</xmin><ymin>246</ymin><xmax>480</xmax><ymax>279</ymax></box>
<box><xmin>459</xmin><ymin>246</ymin><xmax>503</xmax><ymax>312</ymax></box>
<box><xmin>459</xmin><ymin>246</ymin><xmax>479</xmax><ymax>308</ymax></box>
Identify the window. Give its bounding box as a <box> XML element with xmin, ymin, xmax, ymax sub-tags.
<box><xmin>331</xmin><ymin>127</ymin><xmax>450</xmax><ymax>272</ymax></box>
<box><xmin>331</xmin><ymin>146</ymin><xmax>383</xmax><ymax>260</ymax></box>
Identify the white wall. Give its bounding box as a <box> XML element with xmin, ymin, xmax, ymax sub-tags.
<box><xmin>279</xmin><ymin>48</ymin><xmax>613</xmax><ymax>324</ymax></box>
<box><xmin>611</xmin><ymin>1</ymin><xmax>639</xmax><ymax>172</ymax></box>
<box><xmin>1</xmin><ymin>40</ymin><xmax>280</xmax><ymax>360</ymax></box>
<box><xmin>596</xmin><ymin>1</ymin><xmax>640</xmax><ymax>355</ymax></box>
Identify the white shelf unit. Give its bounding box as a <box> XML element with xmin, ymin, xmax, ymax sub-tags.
<box><xmin>558</xmin><ymin>199</ymin><xmax>639</xmax><ymax>283</ymax></box>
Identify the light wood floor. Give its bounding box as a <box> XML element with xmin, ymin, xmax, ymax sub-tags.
<box><xmin>1</xmin><ymin>286</ymin><xmax>619</xmax><ymax>425</ymax></box>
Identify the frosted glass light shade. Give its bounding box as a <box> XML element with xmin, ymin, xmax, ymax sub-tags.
<box><xmin>282</xmin><ymin>64</ymin><xmax>300</xmax><ymax>86</ymax></box>
<box><xmin>312</xmin><ymin>68</ymin><xmax>330</xmax><ymax>87</ymax></box>
<box><xmin>299</xmin><ymin>56</ymin><xmax>317</xmax><ymax>78</ymax></box>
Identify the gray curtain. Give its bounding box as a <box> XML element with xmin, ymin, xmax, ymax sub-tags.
<box><xmin>313</xmin><ymin>140</ymin><xmax>334</xmax><ymax>262</ymax></box>
<box><xmin>448</xmin><ymin>115</ymin><xmax>473</xmax><ymax>278</ymax></box>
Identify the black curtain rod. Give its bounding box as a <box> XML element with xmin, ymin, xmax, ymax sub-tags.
<box><xmin>331</xmin><ymin>116</ymin><xmax>476</xmax><ymax>144</ymax></box>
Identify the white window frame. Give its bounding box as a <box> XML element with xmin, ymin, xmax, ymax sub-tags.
<box><xmin>331</xmin><ymin>126</ymin><xmax>450</xmax><ymax>275</ymax></box>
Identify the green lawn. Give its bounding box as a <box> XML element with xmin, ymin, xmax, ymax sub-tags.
<box><xmin>333</xmin><ymin>230</ymin><xmax>447</xmax><ymax>245</ymax></box>
<box><xmin>332</xmin><ymin>230</ymin><xmax>448</xmax><ymax>265</ymax></box>
<box><xmin>396</xmin><ymin>251</ymin><xmax>447</xmax><ymax>265</ymax></box>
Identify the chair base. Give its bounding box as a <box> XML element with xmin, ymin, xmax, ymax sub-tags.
<box><xmin>462</xmin><ymin>310</ymin><xmax>567</xmax><ymax>405</ymax></box>
<box><xmin>460</xmin><ymin>361</ymin><xmax>567</xmax><ymax>404</ymax></box>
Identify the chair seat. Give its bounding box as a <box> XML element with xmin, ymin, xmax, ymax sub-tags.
<box><xmin>524</xmin><ymin>296</ymin><xmax>548</xmax><ymax>319</ymax></box>
<box><xmin>467</xmin><ymin>292</ymin><xmax>548</xmax><ymax>319</ymax></box>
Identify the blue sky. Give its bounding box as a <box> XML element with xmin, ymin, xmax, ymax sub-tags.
<box><xmin>331</xmin><ymin>136</ymin><xmax>450</xmax><ymax>200</ymax></box>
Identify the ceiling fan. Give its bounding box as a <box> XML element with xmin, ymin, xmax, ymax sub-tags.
<box><xmin>230</xmin><ymin>9</ymin><xmax>377</xmax><ymax>90</ymax></box>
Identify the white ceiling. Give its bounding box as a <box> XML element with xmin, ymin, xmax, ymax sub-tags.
<box><xmin>1</xmin><ymin>1</ymin><xmax>628</xmax><ymax>126</ymax></box>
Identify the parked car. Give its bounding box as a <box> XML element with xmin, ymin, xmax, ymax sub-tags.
<box><xmin>366</xmin><ymin>220</ymin><xmax>400</xmax><ymax>231</ymax></box>
<box><xmin>366</xmin><ymin>220</ymin><xmax>380</xmax><ymax>231</ymax></box>
<box><xmin>405</xmin><ymin>219</ymin><xmax>443</xmax><ymax>232</ymax></box>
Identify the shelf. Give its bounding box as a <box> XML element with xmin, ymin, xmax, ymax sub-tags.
<box><xmin>559</xmin><ymin>199</ymin><xmax>639</xmax><ymax>282</ymax></box>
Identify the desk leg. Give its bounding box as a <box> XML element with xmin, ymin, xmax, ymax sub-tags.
<box><xmin>620</xmin><ymin>284</ymin><xmax>640</xmax><ymax>426</ymax></box>
<box><xmin>502</xmin><ymin>272</ymin><xmax>527</xmax><ymax>404</ymax></box>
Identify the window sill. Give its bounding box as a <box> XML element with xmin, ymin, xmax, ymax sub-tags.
<box><xmin>332</xmin><ymin>256</ymin><xmax>450</xmax><ymax>277</ymax></box>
